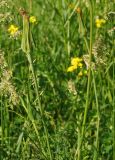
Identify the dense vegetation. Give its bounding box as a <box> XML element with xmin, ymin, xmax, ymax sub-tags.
<box><xmin>0</xmin><ymin>0</ymin><xmax>114</xmax><ymax>159</ymax></box>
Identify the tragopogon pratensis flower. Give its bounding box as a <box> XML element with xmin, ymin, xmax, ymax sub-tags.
<box><xmin>67</xmin><ymin>57</ymin><xmax>83</xmax><ymax>72</ymax></box>
<box><xmin>29</xmin><ymin>16</ymin><xmax>37</xmax><ymax>24</ymax></box>
<box><xmin>67</xmin><ymin>57</ymin><xmax>88</xmax><ymax>77</ymax></box>
<box><xmin>71</xmin><ymin>57</ymin><xmax>82</xmax><ymax>66</ymax></box>
<box><xmin>8</xmin><ymin>24</ymin><xmax>19</xmax><ymax>36</ymax></box>
<box><xmin>95</xmin><ymin>18</ymin><xmax>106</xmax><ymax>28</ymax></box>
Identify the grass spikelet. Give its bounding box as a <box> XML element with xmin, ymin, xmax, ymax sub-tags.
<box><xmin>92</xmin><ymin>35</ymin><xmax>109</xmax><ymax>66</ymax></box>
<box><xmin>0</xmin><ymin>50</ymin><xmax>19</xmax><ymax>107</ymax></box>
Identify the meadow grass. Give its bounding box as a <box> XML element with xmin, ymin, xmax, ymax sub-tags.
<box><xmin>0</xmin><ymin>0</ymin><xmax>114</xmax><ymax>159</ymax></box>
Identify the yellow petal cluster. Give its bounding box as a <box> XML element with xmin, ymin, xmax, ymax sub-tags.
<box><xmin>29</xmin><ymin>16</ymin><xmax>37</xmax><ymax>24</ymax></box>
<box><xmin>67</xmin><ymin>66</ymin><xmax>76</xmax><ymax>72</ymax></box>
<box><xmin>8</xmin><ymin>25</ymin><xmax>18</xmax><ymax>36</ymax></box>
<box><xmin>67</xmin><ymin>57</ymin><xmax>83</xmax><ymax>72</ymax></box>
<box><xmin>71</xmin><ymin>57</ymin><xmax>82</xmax><ymax>66</ymax></box>
<box><xmin>95</xmin><ymin>18</ymin><xmax>106</xmax><ymax>28</ymax></box>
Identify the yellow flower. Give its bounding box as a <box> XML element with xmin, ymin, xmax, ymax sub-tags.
<box><xmin>67</xmin><ymin>57</ymin><xmax>83</xmax><ymax>73</ymax></box>
<box><xmin>29</xmin><ymin>16</ymin><xmax>37</xmax><ymax>23</ymax></box>
<box><xmin>67</xmin><ymin>66</ymin><xmax>76</xmax><ymax>72</ymax></box>
<box><xmin>96</xmin><ymin>22</ymin><xmax>101</xmax><ymax>28</ymax></box>
<box><xmin>95</xmin><ymin>19</ymin><xmax>100</xmax><ymax>24</ymax></box>
<box><xmin>95</xmin><ymin>18</ymin><xmax>106</xmax><ymax>28</ymax></box>
<box><xmin>8</xmin><ymin>25</ymin><xmax>18</xmax><ymax>36</ymax></box>
<box><xmin>78</xmin><ymin>71</ymin><xmax>83</xmax><ymax>77</ymax></box>
<box><xmin>71</xmin><ymin>57</ymin><xmax>82</xmax><ymax>66</ymax></box>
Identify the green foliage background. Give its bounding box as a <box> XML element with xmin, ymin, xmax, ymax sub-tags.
<box><xmin>0</xmin><ymin>0</ymin><xmax>114</xmax><ymax>160</ymax></box>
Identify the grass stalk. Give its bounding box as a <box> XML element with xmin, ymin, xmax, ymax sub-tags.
<box><xmin>67</xmin><ymin>21</ymin><xmax>70</xmax><ymax>57</ymax></box>
<box><xmin>0</xmin><ymin>96</ymin><xmax>4</xmax><ymax>145</ymax></box>
<box><xmin>92</xmin><ymin>70</ymin><xmax>100</xmax><ymax>160</ymax></box>
<box><xmin>113</xmin><ymin>59</ymin><xmax>115</xmax><ymax>160</ymax></box>
<box><xmin>78</xmin><ymin>1</ymin><xmax>93</xmax><ymax>159</ymax></box>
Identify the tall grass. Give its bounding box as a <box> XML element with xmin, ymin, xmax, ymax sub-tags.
<box><xmin>0</xmin><ymin>0</ymin><xmax>114</xmax><ymax>159</ymax></box>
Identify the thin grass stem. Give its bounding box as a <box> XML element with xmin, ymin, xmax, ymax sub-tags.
<box><xmin>92</xmin><ymin>70</ymin><xmax>100</xmax><ymax>160</ymax></box>
<box><xmin>113</xmin><ymin>58</ymin><xmax>115</xmax><ymax>160</ymax></box>
<box><xmin>78</xmin><ymin>1</ymin><xmax>93</xmax><ymax>159</ymax></box>
<box><xmin>67</xmin><ymin>21</ymin><xmax>70</xmax><ymax>57</ymax></box>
